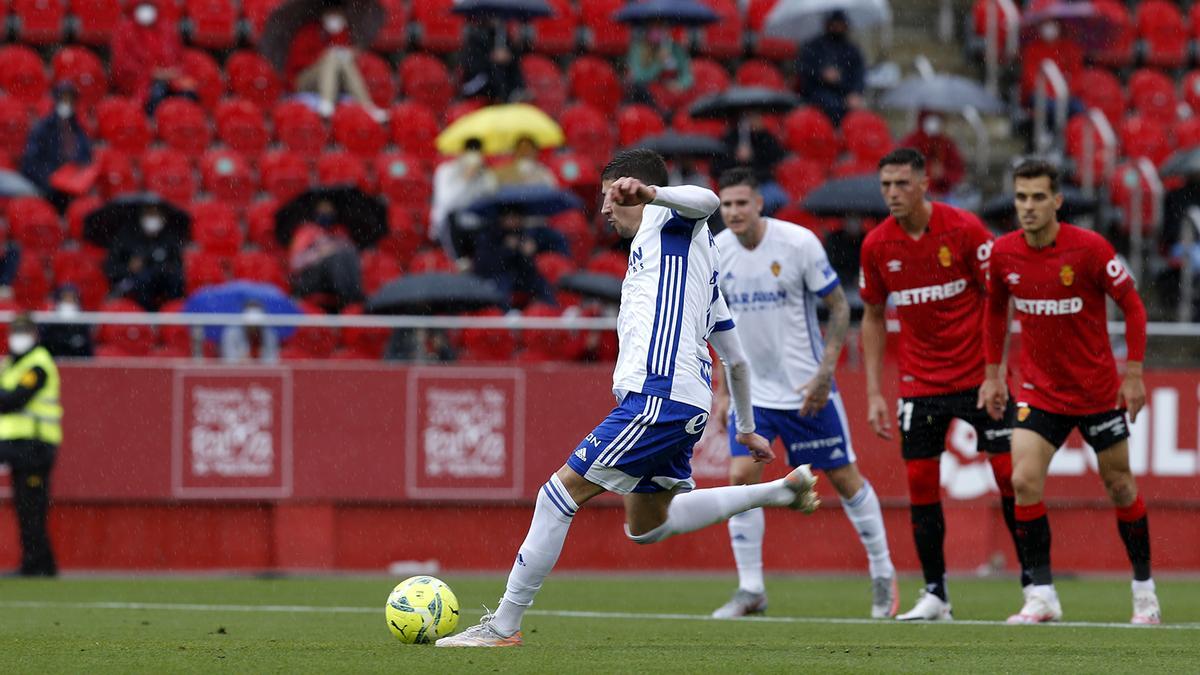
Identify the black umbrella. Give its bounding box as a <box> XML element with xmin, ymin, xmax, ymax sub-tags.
<box><xmin>614</xmin><ymin>0</ymin><xmax>718</xmax><ymax>26</ymax></box>
<box><xmin>365</xmin><ymin>273</ymin><xmax>506</xmax><ymax>314</ymax></box>
<box><xmin>690</xmin><ymin>87</ymin><xmax>800</xmax><ymax>119</ymax></box>
<box><xmin>0</xmin><ymin>169</ymin><xmax>40</xmax><ymax>198</ymax></box>
<box><xmin>880</xmin><ymin>75</ymin><xmax>1007</xmax><ymax>116</ymax></box>
<box><xmin>452</xmin><ymin>0</ymin><xmax>552</xmax><ymax>20</ymax></box>
<box><xmin>979</xmin><ymin>188</ymin><xmax>1098</xmax><ymax>222</ymax></box>
<box><xmin>83</xmin><ymin>192</ymin><xmax>191</xmax><ymax>247</ymax></box>
<box><xmin>633</xmin><ymin>132</ymin><xmax>726</xmax><ymax>158</ymax></box>
<box><xmin>801</xmin><ymin>175</ymin><xmax>890</xmax><ymax>218</ymax></box>
<box><xmin>558</xmin><ymin>271</ymin><xmax>622</xmax><ymax>303</ymax></box>
<box><xmin>1161</xmin><ymin>148</ymin><xmax>1200</xmax><ymax>178</ymax></box>
<box><xmin>274</xmin><ymin>185</ymin><xmax>387</xmax><ymax>248</ymax></box>
<box><xmin>467</xmin><ymin>185</ymin><xmax>584</xmax><ymax>218</ymax></box>
<box><xmin>260</xmin><ymin>0</ymin><xmax>384</xmax><ymax>72</ymax></box>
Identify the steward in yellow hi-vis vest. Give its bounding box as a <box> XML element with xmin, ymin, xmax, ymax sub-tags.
<box><xmin>0</xmin><ymin>313</ymin><xmax>60</xmax><ymax>577</ymax></box>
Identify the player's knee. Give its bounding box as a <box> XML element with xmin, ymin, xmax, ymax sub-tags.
<box><xmin>1103</xmin><ymin>472</ymin><xmax>1137</xmax><ymax>506</ymax></box>
<box><xmin>624</xmin><ymin>522</ymin><xmax>669</xmax><ymax>545</ymax></box>
<box><xmin>988</xmin><ymin>453</ymin><xmax>1015</xmax><ymax>498</ymax></box>
<box><xmin>905</xmin><ymin>458</ymin><xmax>941</xmax><ymax>505</ymax></box>
<box><xmin>1010</xmin><ymin>470</ymin><xmax>1041</xmax><ymax>502</ymax></box>
<box><xmin>826</xmin><ymin>464</ymin><xmax>864</xmax><ymax>499</ymax></box>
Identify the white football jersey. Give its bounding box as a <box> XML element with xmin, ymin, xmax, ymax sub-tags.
<box><xmin>612</xmin><ymin>186</ymin><xmax>732</xmax><ymax>412</ymax></box>
<box><xmin>715</xmin><ymin>218</ymin><xmax>840</xmax><ymax>409</ymax></box>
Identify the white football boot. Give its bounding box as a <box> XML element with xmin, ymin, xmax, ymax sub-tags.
<box><xmin>1131</xmin><ymin>588</ymin><xmax>1161</xmax><ymax>625</ymax></box>
<box><xmin>871</xmin><ymin>576</ymin><xmax>900</xmax><ymax>619</ymax></box>
<box><xmin>783</xmin><ymin>464</ymin><xmax>820</xmax><ymax>513</ymax></box>
<box><xmin>712</xmin><ymin>589</ymin><xmax>768</xmax><ymax>618</ymax></box>
<box><xmin>435</xmin><ymin>613</ymin><xmax>523</xmax><ymax>647</ymax></box>
<box><xmin>1006</xmin><ymin>585</ymin><xmax>1063</xmax><ymax>624</ymax></box>
<box><xmin>896</xmin><ymin>589</ymin><xmax>953</xmax><ymax>621</ymax></box>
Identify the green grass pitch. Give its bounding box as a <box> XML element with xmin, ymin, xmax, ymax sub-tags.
<box><xmin>1</xmin><ymin>575</ymin><xmax>1197</xmax><ymax>673</ymax></box>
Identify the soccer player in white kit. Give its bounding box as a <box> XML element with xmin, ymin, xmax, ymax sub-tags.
<box><xmin>438</xmin><ymin>150</ymin><xmax>820</xmax><ymax>647</ymax></box>
<box><xmin>708</xmin><ymin>169</ymin><xmax>898</xmax><ymax>619</ymax></box>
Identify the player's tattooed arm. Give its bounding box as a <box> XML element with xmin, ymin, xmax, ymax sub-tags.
<box><xmin>798</xmin><ymin>285</ymin><xmax>849</xmax><ymax>416</ymax></box>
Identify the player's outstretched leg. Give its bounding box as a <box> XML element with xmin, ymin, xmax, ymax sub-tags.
<box><xmin>827</xmin><ymin>464</ymin><xmax>897</xmax><ymax>619</ymax></box>
<box><xmin>1096</xmin><ymin>440</ymin><xmax>1160</xmax><ymax>625</ymax></box>
<box><xmin>896</xmin><ymin>458</ymin><xmax>952</xmax><ymax>621</ymax></box>
<box><xmin>1007</xmin><ymin>429</ymin><xmax>1061</xmax><ymax>624</ymax></box>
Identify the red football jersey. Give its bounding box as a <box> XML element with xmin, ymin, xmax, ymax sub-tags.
<box><xmin>986</xmin><ymin>223</ymin><xmax>1141</xmax><ymax>415</ymax></box>
<box><xmin>859</xmin><ymin>202</ymin><xmax>995</xmax><ymax>397</ymax></box>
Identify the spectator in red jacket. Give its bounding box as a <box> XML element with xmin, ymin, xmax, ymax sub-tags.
<box><xmin>898</xmin><ymin>111</ymin><xmax>966</xmax><ymax>196</ymax></box>
<box><xmin>285</xmin><ymin>5</ymin><xmax>387</xmax><ymax>121</ymax></box>
<box><xmin>110</xmin><ymin>0</ymin><xmax>198</xmax><ymax>114</ymax></box>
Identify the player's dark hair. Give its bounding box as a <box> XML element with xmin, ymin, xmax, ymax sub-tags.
<box><xmin>717</xmin><ymin>167</ymin><xmax>759</xmax><ymax>191</ymax></box>
<box><xmin>601</xmin><ymin>148</ymin><xmax>669</xmax><ymax>187</ymax></box>
<box><xmin>1012</xmin><ymin>159</ymin><xmax>1061</xmax><ymax>193</ymax></box>
<box><xmin>878</xmin><ymin>147</ymin><xmax>926</xmax><ymax>172</ymax></box>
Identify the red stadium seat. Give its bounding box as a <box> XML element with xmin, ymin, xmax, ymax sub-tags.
<box><xmin>522</xmin><ymin>55</ymin><xmax>567</xmax><ymax>118</ymax></box>
<box><xmin>191</xmin><ymin>201</ymin><xmax>244</xmax><ymax>257</ymax></box>
<box><xmin>840</xmin><ymin>111</ymin><xmax>892</xmax><ymax>164</ymax></box>
<box><xmin>184</xmin><ymin>249</ymin><xmax>230</xmax><ymax>293</ymax></box>
<box><xmin>548</xmin><ymin>210</ymin><xmax>595</xmax><ymax>266</ymax></box>
<box><xmin>587</xmin><ymin>250</ymin><xmax>628</xmax><ymax>279</ymax></box>
<box><xmin>1183</xmin><ymin>71</ymin><xmax>1200</xmax><ymax>115</ymax></box>
<box><xmin>260</xmin><ymin>149</ymin><xmax>311</xmax><ymax>202</ymax></box>
<box><xmin>181</xmin><ymin>49</ymin><xmax>225</xmax><ymax>110</ymax></box>
<box><xmin>736</xmin><ymin>60</ymin><xmax>785</xmax><ymax>91</ymax></box>
<box><xmin>226</xmin><ymin>51</ymin><xmax>283</xmax><ymax>110</ymax></box>
<box><xmin>1073</xmin><ymin>69</ymin><xmax>1125</xmax><ymax>129</ymax></box>
<box><xmin>459</xmin><ymin>309</ymin><xmax>517</xmax><ymax>362</ymax></box>
<box><xmin>782</xmin><ymin>106</ymin><xmax>838</xmax><ymax>164</ymax></box>
<box><xmin>377</xmin><ymin>152</ymin><xmax>432</xmax><ymax>208</ymax></box>
<box><xmin>332</xmin><ymin>104</ymin><xmax>387</xmax><ymax>158</ymax></box>
<box><xmin>1136</xmin><ymin>0</ymin><xmax>1188</xmax><ymax>69</ymax></box>
<box><xmin>186</xmin><ymin>0</ymin><xmax>237</xmax><ymax>48</ymax></box>
<box><xmin>71</xmin><ymin>0</ymin><xmax>123</xmax><ymax>45</ymax></box>
<box><xmin>215</xmin><ymin>98</ymin><xmax>270</xmax><ymax>158</ymax></box>
<box><xmin>400</xmin><ymin>54</ymin><xmax>455</xmax><ymax>115</ymax></box>
<box><xmin>355</xmin><ymin>52</ymin><xmax>397</xmax><ymax>108</ymax></box>
<box><xmin>51</xmin><ymin>46</ymin><xmax>108</xmax><ymax>109</ymax></box>
<box><xmin>0</xmin><ymin>46</ymin><xmax>50</xmax><ymax>105</ymax></box>
<box><xmin>411</xmin><ymin>0</ymin><xmax>464</xmax><ymax>53</ymax></box>
<box><xmin>831</xmin><ymin>156</ymin><xmax>879</xmax><ymax>178</ymax></box>
<box><xmin>1090</xmin><ymin>0</ymin><xmax>1134</xmax><ymax>68</ymax></box>
<box><xmin>408</xmin><ymin>248</ymin><xmax>455</xmax><ymax>274</ymax></box>
<box><xmin>388</xmin><ymin>101</ymin><xmax>439</xmax><ymax>165</ymax></box>
<box><xmin>155</xmin><ymin>98</ymin><xmax>212</xmax><ymax>156</ymax></box>
<box><xmin>534</xmin><ymin>251</ymin><xmax>575</xmax><ymax>286</ymax></box>
<box><xmin>1108</xmin><ymin>161</ymin><xmax>1156</xmax><ymax>232</ymax></box>
<box><xmin>532</xmin><ymin>0</ymin><xmax>577</xmax><ymax>56</ymax></box>
<box><xmin>97</xmin><ymin>299</ymin><xmax>156</xmax><ymax>356</ymax></box>
<box><xmin>202</xmin><ymin>149</ymin><xmax>257</xmax><ymax>206</ymax></box>
<box><xmin>316</xmin><ymin>150</ymin><xmax>371</xmax><ymax>191</ymax></box>
<box><xmin>671</xmin><ymin>107</ymin><xmax>726</xmax><ymax>139</ymax></box>
<box><xmin>567</xmin><ymin>56</ymin><xmax>622</xmax><ymax>115</ymax></box>
<box><xmin>379</xmin><ymin>204</ymin><xmax>422</xmax><ymax>266</ymax></box>
<box><xmin>6</xmin><ymin>197</ymin><xmax>63</xmax><ymax>253</ymax></box>
<box><xmin>1065</xmin><ymin>115</ymin><xmax>1113</xmax><ymax>184</ymax></box>
<box><xmin>617</xmin><ymin>104</ymin><xmax>665</xmax><ymax>147</ymax></box>
<box><xmin>689</xmin><ymin>58</ymin><xmax>732</xmax><ymax>106</ymax></box>
<box><xmin>12</xmin><ymin>255</ymin><xmax>50</xmax><ymax>310</ymax></box>
<box><xmin>1128</xmin><ymin>69</ymin><xmax>1177</xmax><ymax>123</ymax></box>
<box><xmin>246</xmin><ymin>198</ymin><xmax>281</xmax><ymax>251</ymax></box>
<box><xmin>65</xmin><ymin>195</ymin><xmax>102</xmax><ymax>241</ymax></box>
<box><xmin>748</xmin><ymin>0</ymin><xmax>796</xmax><ymax>60</ymax></box>
<box><xmin>52</xmin><ymin>248</ymin><xmax>108</xmax><ymax>309</ymax></box>
<box><xmin>580</xmin><ymin>0</ymin><xmax>629</xmax><ymax>56</ymax></box>
<box><xmin>1119</xmin><ymin>114</ymin><xmax>1172</xmax><ymax>166</ymax></box>
<box><xmin>1174</xmin><ymin>117</ymin><xmax>1200</xmax><ymax>151</ymax></box>
<box><xmin>13</xmin><ymin>0</ymin><xmax>67</xmax><ymax>45</ymax></box>
<box><xmin>774</xmin><ymin>156</ymin><xmax>826</xmax><ymax>201</ymax></box>
<box><xmin>232</xmin><ymin>250</ymin><xmax>287</xmax><ymax>289</ymax></box>
<box><xmin>97</xmin><ymin>97</ymin><xmax>153</xmax><ymax>155</ymax></box>
<box><xmin>95</xmin><ymin>148</ymin><xmax>139</xmax><ymax>198</ymax></box>
<box><xmin>242</xmin><ymin>0</ymin><xmax>283</xmax><ymax>43</ymax></box>
<box><xmin>519</xmin><ymin>302</ymin><xmax>578</xmax><ymax>362</ymax></box>
<box><xmin>699</xmin><ymin>0</ymin><xmax>743</xmax><ymax>59</ymax></box>
<box><xmin>142</xmin><ymin>147</ymin><xmax>198</xmax><ymax>206</ymax></box>
<box><xmin>372</xmin><ymin>0</ymin><xmax>408</xmax><ymax>51</ymax></box>
<box><xmin>360</xmin><ymin>249</ymin><xmax>401</xmax><ymax>294</ymax></box>
<box><xmin>0</xmin><ymin>98</ymin><xmax>31</xmax><ymax>163</ymax></box>
<box><xmin>336</xmin><ymin>305</ymin><xmax>389</xmax><ymax>360</ymax></box>
<box><xmin>155</xmin><ymin>299</ymin><xmax>192</xmax><ymax>354</ymax></box>
<box><xmin>444</xmin><ymin>98</ymin><xmax>485</xmax><ymax>126</ymax></box>
<box><xmin>561</xmin><ymin>103</ymin><xmax>615</xmax><ymax>172</ymax></box>
<box><xmin>272</xmin><ymin>100</ymin><xmax>328</xmax><ymax>155</ymax></box>
<box><xmin>971</xmin><ymin>0</ymin><xmax>1016</xmax><ymax>57</ymax></box>
<box><xmin>547</xmin><ymin>152</ymin><xmax>602</xmax><ymax>191</ymax></box>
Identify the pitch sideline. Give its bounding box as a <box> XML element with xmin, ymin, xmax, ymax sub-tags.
<box><xmin>0</xmin><ymin>599</ymin><xmax>1195</xmax><ymax>631</ymax></box>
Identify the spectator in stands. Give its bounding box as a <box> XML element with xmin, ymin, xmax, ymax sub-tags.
<box><xmin>626</xmin><ymin>23</ymin><xmax>694</xmax><ymax>116</ymax></box>
<box><xmin>220</xmin><ymin>300</ymin><xmax>280</xmax><ymax>363</ymax></box>
<box><xmin>39</xmin><ymin>285</ymin><xmax>93</xmax><ymax>358</ymax></box>
<box><xmin>710</xmin><ymin>116</ymin><xmax>789</xmax><ymax>214</ymax></box>
<box><xmin>667</xmin><ymin>160</ymin><xmax>712</xmax><ymax>189</ymax></box>
<box><xmin>288</xmin><ymin>199</ymin><xmax>365</xmax><ymax>310</ymax></box>
<box><xmin>1020</xmin><ymin>20</ymin><xmax>1083</xmax><ymax>103</ymax></box>
<box><xmin>20</xmin><ymin>83</ymin><xmax>92</xmax><ymax>214</ymax></box>
<box><xmin>472</xmin><ymin>207</ymin><xmax>558</xmax><ymax>309</ymax></box>
<box><xmin>431</xmin><ymin>138</ymin><xmax>498</xmax><ymax>266</ymax></box>
<box><xmin>460</xmin><ymin>17</ymin><xmax>528</xmax><ymax>103</ymax></box>
<box><xmin>494</xmin><ymin>137</ymin><xmax>558</xmax><ymax>187</ymax></box>
<box><xmin>1159</xmin><ymin>172</ymin><xmax>1200</xmax><ymax>319</ymax></box>
<box><xmin>898</xmin><ymin>112</ymin><xmax>965</xmax><ymax>197</ymax></box>
<box><xmin>0</xmin><ymin>220</ymin><xmax>21</xmax><ymax>298</ymax></box>
<box><xmin>111</xmin><ymin>0</ymin><xmax>198</xmax><ymax>114</ymax></box>
<box><xmin>104</xmin><ymin>205</ymin><xmax>185</xmax><ymax>311</ymax></box>
<box><xmin>796</xmin><ymin>10</ymin><xmax>865</xmax><ymax>127</ymax></box>
<box><xmin>286</xmin><ymin>4</ymin><xmax>388</xmax><ymax>121</ymax></box>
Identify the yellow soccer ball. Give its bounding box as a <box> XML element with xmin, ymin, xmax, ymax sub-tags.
<box><xmin>385</xmin><ymin>576</ymin><xmax>460</xmax><ymax>644</ymax></box>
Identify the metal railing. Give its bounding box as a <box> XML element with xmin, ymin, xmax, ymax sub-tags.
<box><xmin>1033</xmin><ymin>59</ymin><xmax>1069</xmax><ymax>157</ymax></box>
<box><xmin>1079</xmin><ymin>108</ymin><xmax>1117</xmax><ymax>199</ymax></box>
<box><xmin>983</xmin><ymin>0</ymin><xmax>1020</xmax><ymax>97</ymax></box>
<box><xmin>1128</xmin><ymin>157</ymin><xmax>1165</xmax><ymax>284</ymax></box>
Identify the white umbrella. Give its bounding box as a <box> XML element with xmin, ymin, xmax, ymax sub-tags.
<box><xmin>763</xmin><ymin>0</ymin><xmax>892</xmax><ymax>43</ymax></box>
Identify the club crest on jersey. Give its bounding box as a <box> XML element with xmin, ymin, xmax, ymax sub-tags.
<box><xmin>1017</xmin><ymin>405</ymin><xmax>1031</xmax><ymax>422</ymax></box>
<box><xmin>770</xmin><ymin>261</ymin><xmax>781</xmax><ymax>277</ymax></box>
<box><xmin>886</xmin><ymin>259</ymin><xmax>903</xmax><ymax>272</ymax></box>
<box><xmin>937</xmin><ymin>245</ymin><xmax>952</xmax><ymax>268</ymax></box>
<box><xmin>1060</xmin><ymin>264</ymin><xmax>1075</xmax><ymax>286</ymax></box>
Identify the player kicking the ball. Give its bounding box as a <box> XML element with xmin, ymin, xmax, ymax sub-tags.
<box><xmin>860</xmin><ymin>148</ymin><xmax>1029</xmax><ymax>621</ymax></box>
<box><xmin>708</xmin><ymin>168</ymin><xmax>897</xmax><ymax>620</ymax></box>
<box><xmin>437</xmin><ymin>149</ymin><xmax>819</xmax><ymax>648</ymax></box>
<box><xmin>979</xmin><ymin>159</ymin><xmax>1159</xmax><ymax>625</ymax></box>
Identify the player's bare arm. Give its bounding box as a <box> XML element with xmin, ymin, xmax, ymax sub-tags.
<box><xmin>799</xmin><ymin>284</ymin><xmax>850</xmax><ymax>416</ymax></box>
<box><xmin>860</xmin><ymin>301</ymin><xmax>893</xmax><ymax>440</ymax></box>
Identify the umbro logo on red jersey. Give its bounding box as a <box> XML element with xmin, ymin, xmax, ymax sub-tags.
<box><xmin>886</xmin><ymin>259</ymin><xmax>902</xmax><ymax>272</ymax></box>
<box><xmin>1005</xmin><ymin>272</ymin><xmax>1021</xmax><ymax>285</ymax></box>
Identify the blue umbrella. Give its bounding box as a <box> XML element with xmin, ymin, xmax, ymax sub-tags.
<box><xmin>184</xmin><ymin>281</ymin><xmax>303</xmax><ymax>341</ymax></box>
<box><xmin>468</xmin><ymin>185</ymin><xmax>584</xmax><ymax>217</ymax></box>
<box><xmin>452</xmin><ymin>0</ymin><xmax>552</xmax><ymax>20</ymax></box>
<box><xmin>614</xmin><ymin>0</ymin><xmax>718</xmax><ymax>26</ymax></box>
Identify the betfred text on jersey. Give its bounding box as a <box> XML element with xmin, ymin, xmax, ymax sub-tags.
<box><xmin>889</xmin><ymin>279</ymin><xmax>968</xmax><ymax>306</ymax></box>
<box><xmin>1013</xmin><ymin>296</ymin><xmax>1084</xmax><ymax>316</ymax></box>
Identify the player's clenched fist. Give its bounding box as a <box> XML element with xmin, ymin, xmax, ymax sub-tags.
<box><xmin>608</xmin><ymin>177</ymin><xmax>658</xmax><ymax>206</ymax></box>
<box><xmin>735</xmin><ymin>431</ymin><xmax>775</xmax><ymax>463</ymax></box>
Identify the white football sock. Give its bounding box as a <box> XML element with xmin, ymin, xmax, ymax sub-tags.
<box><xmin>728</xmin><ymin>508</ymin><xmax>766</xmax><ymax>594</ymax></box>
<box><xmin>1132</xmin><ymin>578</ymin><xmax>1156</xmax><ymax>593</ymax></box>
<box><xmin>840</xmin><ymin>481</ymin><xmax>895</xmax><ymax>579</ymax></box>
<box><xmin>492</xmin><ymin>474</ymin><xmax>576</xmax><ymax>636</ymax></box>
<box><xmin>656</xmin><ymin>479</ymin><xmax>794</xmax><ymax>539</ymax></box>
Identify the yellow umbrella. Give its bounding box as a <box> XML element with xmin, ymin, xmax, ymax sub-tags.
<box><xmin>435</xmin><ymin>103</ymin><xmax>565</xmax><ymax>156</ymax></box>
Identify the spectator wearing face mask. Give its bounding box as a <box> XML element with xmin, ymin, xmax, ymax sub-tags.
<box><xmin>626</xmin><ymin>22</ymin><xmax>694</xmax><ymax>116</ymax></box>
<box><xmin>494</xmin><ymin>137</ymin><xmax>558</xmax><ymax>187</ymax></box>
<box><xmin>285</xmin><ymin>4</ymin><xmax>387</xmax><ymax>121</ymax></box>
<box><xmin>104</xmin><ymin>205</ymin><xmax>186</xmax><ymax>311</ymax></box>
<box><xmin>796</xmin><ymin>10</ymin><xmax>866</xmax><ymax>127</ymax></box>
<box><xmin>898</xmin><ymin>111</ymin><xmax>966</xmax><ymax>197</ymax></box>
<box><xmin>472</xmin><ymin>207</ymin><xmax>558</xmax><ymax>308</ymax></box>
<box><xmin>287</xmin><ymin>199</ymin><xmax>365</xmax><ymax>309</ymax></box>
<box><xmin>430</xmin><ymin>137</ymin><xmax>498</xmax><ymax>266</ymax></box>
<box><xmin>111</xmin><ymin>0</ymin><xmax>199</xmax><ymax>114</ymax></box>
<box><xmin>220</xmin><ymin>300</ymin><xmax>280</xmax><ymax>363</ymax></box>
<box><xmin>20</xmin><ymin>83</ymin><xmax>92</xmax><ymax>214</ymax></box>
<box><xmin>39</xmin><ymin>285</ymin><xmax>94</xmax><ymax>358</ymax></box>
